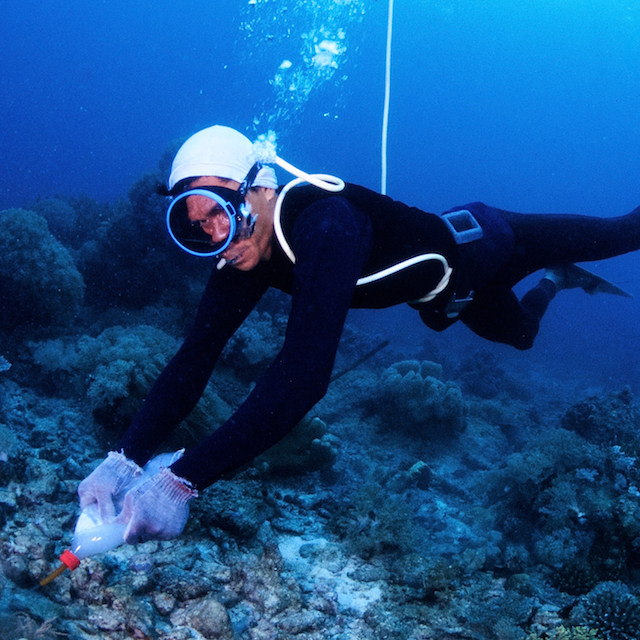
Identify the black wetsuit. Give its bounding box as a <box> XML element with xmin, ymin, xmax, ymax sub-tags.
<box><xmin>118</xmin><ymin>184</ymin><xmax>640</xmax><ymax>489</ymax></box>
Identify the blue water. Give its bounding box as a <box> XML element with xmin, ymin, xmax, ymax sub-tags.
<box><xmin>2</xmin><ymin>0</ymin><xmax>640</xmax><ymax>384</ymax></box>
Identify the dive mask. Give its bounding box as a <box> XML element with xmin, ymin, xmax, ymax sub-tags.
<box><xmin>166</xmin><ymin>163</ymin><xmax>262</xmax><ymax>257</ymax></box>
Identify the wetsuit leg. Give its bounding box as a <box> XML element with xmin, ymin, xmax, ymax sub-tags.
<box><xmin>499</xmin><ymin>204</ymin><xmax>640</xmax><ymax>286</ymax></box>
<box><xmin>459</xmin><ymin>204</ymin><xmax>640</xmax><ymax>349</ymax></box>
<box><xmin>459</xmin><ymin>278</ymin><xmax>556</xmax><ymax>350</ymax></box>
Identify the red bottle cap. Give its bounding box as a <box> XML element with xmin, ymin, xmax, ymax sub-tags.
<box><xmin>59</xmin><ymin>549</ymin><xmax>81</xmax><ymax>571</ymax></box>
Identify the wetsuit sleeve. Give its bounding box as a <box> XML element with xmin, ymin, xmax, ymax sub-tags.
<box><xmin>169</xmin><ymin>197</ymin><xmax>373</xmax><ymax>489</ymax></box>
<box><xmin>118</xmin><ymin>266</ymin><xmax>269</xmax><ymax>466</ymax></box>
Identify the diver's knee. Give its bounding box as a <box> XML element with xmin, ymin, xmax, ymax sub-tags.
<box><xmin>417</xmin><ymin>309</ymin><xmax>457</xmax><ymax>332</ymax></box>
<box><xmin>512</xmin><ymin>333</ymin><xmax>535</xmax><ymax>351</ymax></box>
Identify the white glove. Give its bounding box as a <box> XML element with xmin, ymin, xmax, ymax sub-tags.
<box><xmin>116</xmin><ymin>467</ymin><xmax>197</xmax><ymax>543</ymax></box>
<box><xmin>77</xmin><ymin>451</ymin><xmax>143</xmax><ymax>522</ymax></box>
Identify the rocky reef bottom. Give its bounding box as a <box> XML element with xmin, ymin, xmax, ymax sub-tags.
<box><xmin>1</xmin><ymin>348</ymin><xmax>640</xmax><ymax>640</ymax></box>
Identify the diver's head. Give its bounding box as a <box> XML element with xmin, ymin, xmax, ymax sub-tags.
<box><xmin>167</xmin><ymin>125</ymin><xmax>277</xmax><ymax>193</ymax></box>
<box><xmin>164</xmin><ymin>126</ymin><xmax>277</xmax><ymax>266</ymax></box>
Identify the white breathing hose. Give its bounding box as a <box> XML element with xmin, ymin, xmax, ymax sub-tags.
<box><xmin>273</xmin><ymin>156</ymin><xmax>345</xmax><ymax>193</ymax></box>
<box><xmin>271</xmin><ymin>154</ymin><xmax>345</xmax><ymax>263</ymax></box>
<box><xmin>273</xmin><ymin>173</ymin><xmax>344</xmax><ymax>264</ymax></box>
<box><xmin>271</xmin><ymin>155</ymin><xmax>452</xmax><ymax>298</ymax></box>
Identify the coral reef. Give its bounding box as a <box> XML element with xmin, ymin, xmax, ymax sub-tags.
<box><xmin>456</xmin><ymin>348</ymin><xmax>530</xmax><ymax>400</ymax></box>
<box><xmin>29</xmin><ymin>197</ymin><xmax>80</xmax><ymax>248</ymax></box>
<box><xmin>527</xmin><ymin>626</ymin><xmax>602</xmax><ymax>640</ymax></box>
<box><xmin>572</xmin><ymin>582</ymin><xmax>640</xmax><ymax>640</ymax></box>
<box><xmin>195</xmin><ymin>475</ymin><xmax>272</xmax><ymax>539</ymax></box>
<box><xmin>255</xmin><ymin>416</ymin><xmax>340</xmax><ymax>477</ymax></box>
<box><xmin>561</xmin><ymin>387</ymin><xmax>640</xmax><ymax>446</ymax></box>
<box><xmin>3</xmin><ymin>175</ymin><xmax>640</xmax><ymax>640</ymax></box>
<box><xmin>220</xmin><ymin>307</ymin><xmax>288</xmax><ymax>379</ymax></box>
<box><xmin>4</xmin><ymin>342</ymin><xmax>640</xmax><ymax>640</ymax></box>
<box><xmin>329</xmin><ymin>481</ymin><xmax>416</xmax><ymax>560</ymax></box>
<box><xmin>29</xmin><ymin>325</ymin><xmax>231</xmax><ymax>437</ymax></box>
<box><xmin>77</xmin><ymin>173</ymin><xmax>203</xmax><ymax>311</ymax></box>
<box><xmin>0</xmin><ymin>355</ymin><xmax>11</xmax><ymax>373</ymax></box>
<box><xmin>366</xmin><ymin>359</ymin><xmax>466</xmax><ymax>441</ymax></box>
<box><xmin>483</xmin><ymin>391</ymin><xmax>640</xmax><ymax>596</ymax></box>
<box><xmin>0</xmin><ymin>208</ymin><xmax>85</xmax><ymax>332</ymax></box>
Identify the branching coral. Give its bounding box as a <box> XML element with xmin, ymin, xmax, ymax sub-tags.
<box><xmin>485</xmin><ymin>419</ymin><xmax>640</xmax><ymax>593</ymax></box>
<box><xmin>0</xmin><ymin>613</ymin><xmax>63</xmax><ymax>640</ymax></box>
<box><xmin>574</xmin><ymin>582</ymin><xmax>640</xmax><ymax>640</ymax></box>
<box><xmin>485</xmin><ymin>428</ymin><xmax>604</xmax><ymax>514</ymax></box>
<box><xmin>0</xmin><ymin>208</ymin><xmax>84</xmax><ymax>331</ymax></box>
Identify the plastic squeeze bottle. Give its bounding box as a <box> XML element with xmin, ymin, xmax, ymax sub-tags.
<box><xmin>40</xmin><ymin>451</ymin><xmax>181</xmax><ymax>586</ymax></box>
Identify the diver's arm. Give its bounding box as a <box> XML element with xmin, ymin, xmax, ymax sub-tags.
<box><xmin>118</xmin><ymin>265</ymin><xmax>269</xmax><ymax>467</ymax></box>
<box><xmin>169</xmin><ymin>197</ymin><xmax>373</xmax><ymax>489</ymax></box>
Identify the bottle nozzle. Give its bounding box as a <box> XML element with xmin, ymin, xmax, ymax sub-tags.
<box><xmin>39</xmin><ymin>549</ymin><xmax>81</xmax><ymax>586</ymax></box>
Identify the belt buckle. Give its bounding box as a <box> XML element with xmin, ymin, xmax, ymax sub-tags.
<box><xmin>445</xmin><ymin>292</ymin><xmax>474</xmax><ymax>318</ymax></box>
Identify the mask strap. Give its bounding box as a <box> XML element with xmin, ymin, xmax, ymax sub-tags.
<box><xmin>239</xmin><ymin>162</ymin><xmax>262</xmax><ymax>196</ymax></box>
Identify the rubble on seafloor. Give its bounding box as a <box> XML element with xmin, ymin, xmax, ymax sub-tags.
<box><xmin>1</xmin><ymin>356</ymin><xmax>639</xmax><ymax>639</ymax></box>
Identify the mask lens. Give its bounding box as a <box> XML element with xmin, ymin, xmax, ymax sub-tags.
<box><xmin>166</xmin><ymin>188</ymin><xmax>238</xmax><ymax>256</ymax></box>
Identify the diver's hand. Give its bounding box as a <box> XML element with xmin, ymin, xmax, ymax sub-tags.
<box><xmin>78</xmin><ymin>451</ymin><xmax>143</xmax><ymax>523</ymax></box>
<box><xmin>117</xmin><ymin>467</ymin><xmax>197</xmax><ymax>544</ymax></box>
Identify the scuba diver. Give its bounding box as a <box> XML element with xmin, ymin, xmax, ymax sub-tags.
<box><xmin>78</xmin><ymin>125</ymin><xmax>640</xmax><ymax>543</ymax></box>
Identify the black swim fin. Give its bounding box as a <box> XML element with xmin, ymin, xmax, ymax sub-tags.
<box><xmin>549</xmin><ymin>264</ymin><xmax>633</xmax><ymax>298</ymax></box>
